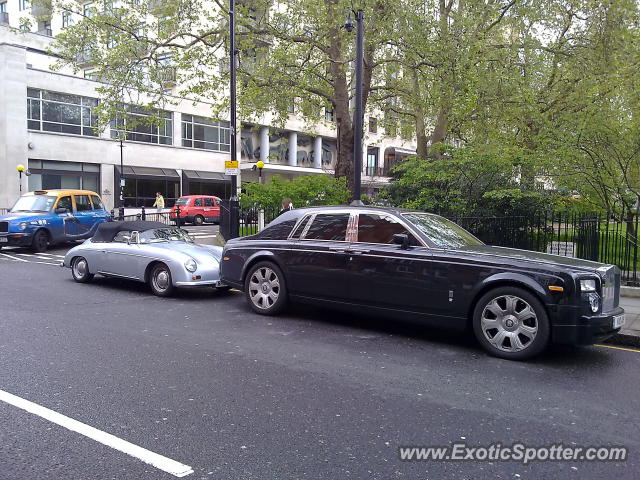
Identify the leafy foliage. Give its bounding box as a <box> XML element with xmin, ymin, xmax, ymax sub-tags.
<box><xmin>240</xmin><ymin>175</ymin><xmax>350</xmax><ymax>209</ymax></box>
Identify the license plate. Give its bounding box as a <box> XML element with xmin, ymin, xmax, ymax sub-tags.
<box><xmin>0</xmin><ymin>237</ymin><xmax>7</xmax><ymax>243</ymax></box>
<box><xmin>613</xmin><ymin>314</ymin><xmax>625</xmax><ymax>329</ymax></box>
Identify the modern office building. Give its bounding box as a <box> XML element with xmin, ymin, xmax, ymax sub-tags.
<box><xmin>0</xmin><ymin>3</ymin><xmax>416</xmax><ymax>211</ymax></box>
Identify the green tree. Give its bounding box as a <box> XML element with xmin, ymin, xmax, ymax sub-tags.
<box><xmin>240</xmin><ymin>174</ymin><xmax>350</xmax><ymax>208</ymax></box>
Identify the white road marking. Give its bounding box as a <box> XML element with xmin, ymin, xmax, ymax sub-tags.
<box><xmin>0</xmin><ymin>253</ymin><xmax>28</xmax><ymax>262</ymax></box>
<box><xmin>32</xmin><ymin>261</ymin><xmax>60</xmax><ymax>266</ymax></box>
<box><xmin>193</xmin><ymin>234</ymin><xmax>217</xmax><ymax>239</ymax></box>
<box><xmin>0</xmin><ymin>389</ymin><xmax>194</xmax><ymax>478</ymax></box>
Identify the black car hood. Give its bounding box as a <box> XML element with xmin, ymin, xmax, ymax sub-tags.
<box><xmin>452</xmin><ymin>245</ymin><xmax>605</xmax><ymax>272</ymax></box>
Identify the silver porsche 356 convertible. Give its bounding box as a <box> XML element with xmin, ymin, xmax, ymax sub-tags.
<box><xmin>62</xmin><ymin>221</ymin><xmax>227</xmax><ymax>296</ymax></box>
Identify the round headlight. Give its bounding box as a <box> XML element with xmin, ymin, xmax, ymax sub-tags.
<box><xmin>184</xmin><ymin>258</ymin><xmax>197</xmax><ymax>272</ymax></box>
<box><xmin>587</xmin><ymin>292</ymin><xmax>600</xmax><ymax>313</ymax></box>
<box><xmin>19</xmin><ymin>222</ymin><xmax>27</xmax><ymax>230</ymax></box>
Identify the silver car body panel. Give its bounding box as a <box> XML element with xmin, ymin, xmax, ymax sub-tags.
<box><xmin>63</xmin><ymin>237</ymin><xmax>223</xmax><ymax>287</ymax></box>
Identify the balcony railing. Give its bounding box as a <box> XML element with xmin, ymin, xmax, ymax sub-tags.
<box><xmin>159</xmin><ymin>67</ymin><xmax>177</xmax><ymax>87</ymax></box>
<box><xmin>363</xmin><ymin>166</ymin><xmax>390</xmax><ymax>177</ymax></box>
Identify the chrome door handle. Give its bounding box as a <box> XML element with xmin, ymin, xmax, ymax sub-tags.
<box><xmin>350</xmin><ymin>249</ymin><xmax>369</xmax><ymax>255</ymax></box>
<box><xmin>329</xmin><ymin>247</ymin><xmax>348</xmax><ymax>254</ymax></box>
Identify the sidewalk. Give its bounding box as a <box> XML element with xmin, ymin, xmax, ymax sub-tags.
<box><xmin>611</xmin><ymin>296</ymin><xmax>640</xmax><ymax>347</ymax></box>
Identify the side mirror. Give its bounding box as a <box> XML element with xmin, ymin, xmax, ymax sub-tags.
<box><xmin>55</xmin><ymin>208</ymin><xmax>69</xmax><ymax>214</ymax></box>
<box><xmin>392</xmin><ymin>233</ymin><xmax>410</xmax><ymax>250</ymax></box>
<box><xmin>127</xmin><ymin>231</ymin><xmax>140</xmax><ymax>245</ymax></box>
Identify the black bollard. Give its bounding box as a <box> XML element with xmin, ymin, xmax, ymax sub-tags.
<box><xmin>141</xmin><ymin>205</ymin><xmax>146</xmax><ymax>220</ymax></box>
<box><xmin>176</xmin><ymin>205</ymin><xmax>181</xmax><ymax>228</ymax></box>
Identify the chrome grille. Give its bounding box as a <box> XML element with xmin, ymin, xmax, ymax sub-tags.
<box><xmin>599</xmin><ymin>265</ymin><xmax>620</xmax><ymax>311</ymax></box>
<box><xmin>0</xmin><ymin>222</ymin><xmax>7</xmax><ymax>233</ymax></box>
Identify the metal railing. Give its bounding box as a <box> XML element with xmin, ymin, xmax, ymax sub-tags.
<box><xmin>449</xmin><ymin>211</ymin><xmax>639</xmax><ymax>286</ymax></box>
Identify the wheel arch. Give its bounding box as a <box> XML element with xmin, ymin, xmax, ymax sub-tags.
<box><xmin>144</xmin><ymin>260</ymin><xmax>169</xmax><ymax>283</ymax></box>
<box><xmin>241</xmin><ymin>251</ymin><xmax>286</xmax><ymax>286</ymax></box>
<box><xmin>466</xmin><ymin>274</ymin><xmax>550</xmax><ymax>326</ymax></box>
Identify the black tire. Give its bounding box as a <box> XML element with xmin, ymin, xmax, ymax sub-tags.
<box><xmin>31</xmin><ymin>229</ymin><xmax>49</xmax><ymax>253</ymax></box>
<box><xmin>472</xmin><ymin>286</ymin><xmax>550</xmax><ymax>360</ymax></box>
<box><xmin>194</xmin><ymin>215</ymin><xmax>204</xmax><ymax>226</ymax></box>
<box><xmin>149</xmin><ymin>263</ymin><xmax>175</xmax><ymax>297</ymax></box>
<box><xmin>244</xmin><ymin>261</ymin><xmax>287</xmax><ymax>315</ymax></box>
<box><xmin>71</xmin><ymin>256</ymin><xmax>94</xmax><ymax>283</ymax></box>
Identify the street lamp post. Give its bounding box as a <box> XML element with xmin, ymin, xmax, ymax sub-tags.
<box><xmin>16</xmin><ymin>164</ymin><xmax>25</xmax><ymax>194</ymax></box>
<box><xmin>118</xmin><ymin>137</ymin><xmax>125</xmax><ymax>220</ymax></box>
<box><xmin>228</xmin><ymin>0</ymin><xmax>240</xmax><ymax>238</ymax></box>
<box><xmin>345</xmin><ymin>10</ymin><xmax>365</xmax><ymax>207</ymax></box>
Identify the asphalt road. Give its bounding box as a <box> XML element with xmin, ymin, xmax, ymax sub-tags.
<box><xmin>1</xmin><ymin>232</ymin><xmax>639</xmax><ymax>480</ymax></box>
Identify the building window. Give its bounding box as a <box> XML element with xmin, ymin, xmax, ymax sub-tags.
<box><xmin>27</xmin><ymin>89</ymin><xmax>98</xmax><ymax>136</ymax></box>
<box><xmin>111</xmin><ymin>106</ymin><xmax>173</xmax><ymax>145</ymax></box>
<box><xmin>83</xmin><ymin>2</ymin><xmax>94</xmax><ymax>18</ymax></box>
<box><xmin>62</xmin><ymin>11</ymin><xmax>73</xmax><ymax>27</ymax></box>
<box><xmin>369</xmin><ymin>117</ymin><xmax>377</xmax><ymax>134</ymax></box>
<box><xmin>324</xmin><ymin>107</ymin><xmax>335</xmax><ymax>123</ymax></box>
<box><xmin>27</xmin><ymin>160</ymin><xmax>100</xmax><ymax>193</ymax></box>
<box><xmin>366</xmin><ymin>147</ymin><xmax>379</xmax><ymax>176</ymax></box>
<box><xmin>0</xmin><ymin>2</ymin><xmax>7</xmax><ymax>13</ymax></box>
<box><xmin>182</xmin><ymin>114</ymin><xmax>231</xmax><ymax>152</ymax></box>
<box><xmin>19</xmin><ymin>0</ymin><xmax>29</xmax><ymax>11</ymax></box>
<box><xmin>84</xmin><ymin>68</ymin><xmax>99</xmax><ymax>80</ymax></box>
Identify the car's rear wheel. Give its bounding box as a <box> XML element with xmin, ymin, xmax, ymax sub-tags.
<box><xmin>149</xmin><ymin>263</ymin><xmax>174</xmax><ymax>297</ymax></box>
<box><xmin>71</xmin><ymin>256</ymin><xmax>94</xmax><ymax>283</ymax></box>
<box><xmin>472</xmin><ymin>287</ymin><xmax>549</xmax><ymax>360</ymax></box>
<box><xmin>194</xmin><ymin>215</ymin><xmax>204</xmax><ymax>226</ymax></box>
<box><xmin>245</xmin><ymin>261</ymin><xmax>287</xmax><ymax>315</ymax></box>
<box><xmin>31</xmin><ymin>229</ymin><xmax>49</xmax><ymax>253</ymax></box>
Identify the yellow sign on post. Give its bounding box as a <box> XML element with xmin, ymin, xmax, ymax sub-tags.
<box><xmin>224</xmin><ymin>160</ymin><xmax>239</xmax><ymax>176</ymax></box>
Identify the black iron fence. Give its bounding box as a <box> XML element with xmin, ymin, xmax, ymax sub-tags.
<box><xmin>450</xmin><ymin>211</ymin><xmax>639</xmax><ymax>286</ymax></box>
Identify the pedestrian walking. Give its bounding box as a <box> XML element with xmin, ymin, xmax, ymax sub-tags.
<box><xmin>153</xmin><ymin>192</ymin><xmax>165</xmax><ymax>217</ymax></box>
<box><xmin>278</xmin><ymin>197</ymin><xmax>293</xmax><ymax>217</ymax></box>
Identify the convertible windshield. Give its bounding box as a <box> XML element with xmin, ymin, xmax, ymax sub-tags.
<box><xmin>11</xmin><ymin>195</ymin><xmax>57</xmax><ymax>212</ymax></box>
<box><xmin>139</xmin><ymin>228</ymin><xmax>193</xmax><ymax>244</ymax></box>
<box><xmin>402</xmin><ymin>213</ymin><xmax>483</xmax><ymax>248</ymax></box>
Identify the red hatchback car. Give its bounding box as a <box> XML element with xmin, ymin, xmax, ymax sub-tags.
<box><xmin>170</xmin><ymin>195</ymin><xmax>222</xmax><ymax>225</ymax></box>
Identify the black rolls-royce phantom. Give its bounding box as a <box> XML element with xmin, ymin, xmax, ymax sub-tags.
<box><xmin>220</xmin><ymin>207</ymin><xmax>625</xmax><ymax>360</ymax></box>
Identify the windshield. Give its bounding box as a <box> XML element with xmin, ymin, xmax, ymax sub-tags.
<box><xmin>402</xmin><ymin>213</ymin><xmax>483</xmax><ymax>248</ymax></box>
<box><xmin>11</xmin><ymin>195</ymin><xmax>57</xmax><ymax>212</ymax></box>
<box><xmin>139</xmin><ymin>228</ymin><xmax>194</xmax><ymax>244</ymax></box>
<box><xmin>175</xmin><ymin>198</ymin><xmax>191</xmax><ymax>206</ymax></box>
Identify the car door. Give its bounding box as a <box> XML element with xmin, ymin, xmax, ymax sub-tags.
<box><xmin>192</xmin><ymin>197</ymin><xmax>204</xmax><ymax>220</ymax></box>
<box><xmin>54</xmin><ymin>195</ymin><xmax>77</xmax><ymax>240</ymax></box>
<box><xmin>346</xmin><ymin>213</ymin><xmax>432</xmax><ymax>312</ymax></box>
<box><xmin>72</xmin><ymin>194</ymin><xmax>96</xmax><ymax>238</ymax></box>
<box><xmin>101</xmin><ymin>230</ymin><xmax>143</xmax><ymax>278</ymax></box>
<box><xmin>90</xmin><ymin>195</ymin><xmax>111</xmax><ymax>224</ymax></box>
<box><xmin>203</xmin><ymin>197</ymin><xmax>215</xmax><ymax>222</ymax></box>
<box><xmin>284</xmin><ymin>212</ymin><xmax>353</xmax><ymax>302</ymax></box>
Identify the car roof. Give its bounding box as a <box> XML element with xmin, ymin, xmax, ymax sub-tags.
<box><xmin>178</xmin><ymin>195</ymin><xmax>220</xmax><ymax>198</ymax></box>
<box><xmin>25</xmin><ymin>189</ymin><xmax>100</xmax><ymax>197</ymax></box>
<box><xmin>92</xmin><ymin>221</ymin><xmax>169</xmax><ymax>242</ymax></box>
<box><xmin>279</xmin><ymin>205</ymin><xmax>436</xmax><ymax>217</ymax></box>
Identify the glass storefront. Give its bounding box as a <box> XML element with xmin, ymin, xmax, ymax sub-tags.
<box><xmin>27</xmin><ymin>160</ymin><xmax>100</xmax><ymax>193</ymax></box>
<box><xmin>116</xmin><ymin>166</ymin><xmax>180</xmax><ymax>207</ymax></box>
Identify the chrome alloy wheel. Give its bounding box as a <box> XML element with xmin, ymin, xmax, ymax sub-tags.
<box><xmin>249</xmin><ymin>267</ymin><xmax>280</xmax><ymax>310</ymax></box>
<box><xmin>72</xmin><ymin>258</ymin><xmax>87</xmax><ymax>278</ymax></box>
<box><xmin>153</xmin><ymin>268</ymin><xmax>171</xmax><ymax>292</ymax></box>
<box><xmin>480</xmin><ymin>295</ymin><xmax>538</xmax><ymax>352</ymax></box>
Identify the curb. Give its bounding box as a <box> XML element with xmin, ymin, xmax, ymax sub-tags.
<box><xmin>603</xmin><ymin>332</ymin><xmax>640</xmax><ymax>348</ymax></box>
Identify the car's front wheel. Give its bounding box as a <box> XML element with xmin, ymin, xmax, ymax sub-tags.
<box><xmin>149</xmin><ymin>263</ymin><xmax>174</xmax><ymax>297</ymax></box>
<box><xmin>31</xmin><ymin>229</ymin><xmax>49</xmax><ymax>253</ymax></box>
<box><xmin>244</xmin><ymin>261</ymin><xmax>287</xmax><ymax>315</ymax></box>
<box><xmin>71</xmin><ymin>256</ymin><xmax>94</xmax><ymax>283</ymax></box>
<box><xmin>472</xmin><ymin>287</ymin><xmax>549</xmax><ymax>360</ymax></box>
